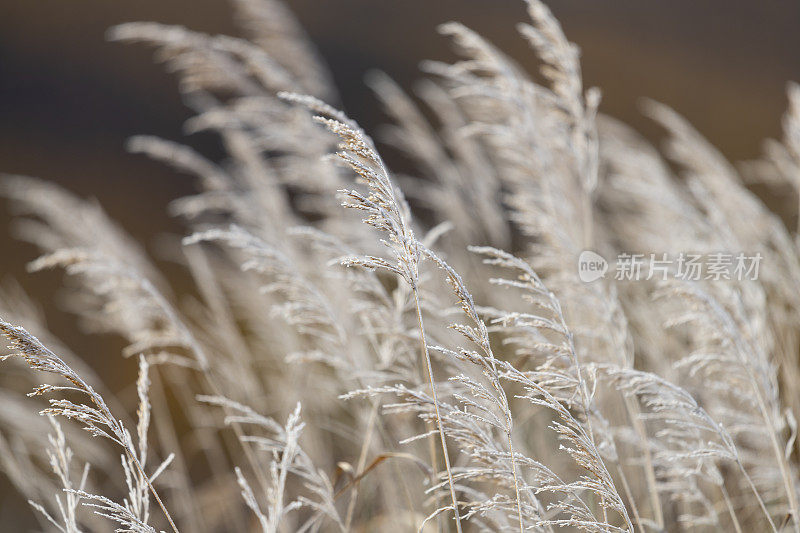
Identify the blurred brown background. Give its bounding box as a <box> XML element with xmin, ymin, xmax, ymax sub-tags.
<box><xmin>0</xmin><ymin>0</ymin><xmax>799</xmax><ymax>525</ymax></box>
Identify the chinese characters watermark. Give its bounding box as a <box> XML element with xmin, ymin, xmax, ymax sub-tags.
<box><xmin>577</xmin><ymin>251</ymin><xmax>762</xmax><ymax>283</ymax></box>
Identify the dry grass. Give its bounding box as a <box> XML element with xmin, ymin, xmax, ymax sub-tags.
<box><xmin>2</xmin><ymin>0</ymin><xmax>800</xmax><ymax>531</ymax></box>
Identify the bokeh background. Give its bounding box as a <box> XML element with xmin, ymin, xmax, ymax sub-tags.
<box><xmin>1</xmin><ymin>0</ymin><xmax>799</xmax><ymax>525</ymax></box>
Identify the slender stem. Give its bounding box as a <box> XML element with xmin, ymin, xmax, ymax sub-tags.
<box><xmin>88</xmin><ymin>373</ymin><xmax>179</xmax><ymax>533</ymax></box>
<box><xmin>746</xmin><ymin>372</ymin><xmax>798</xmax><ymax>531</ymax></box>
<box><xmin>150</xmin><ymin>369</ymin><xmax>210</xmax><ymax>532</ymax></box>
<box><xmin>720</xmin><ymin>483</ymin><xmax>744</xmax><ymax>533</ymax></box>
<box><xmin>412</xmin><ymin>288</ymin><xmax>462</xmax><ymax>533</ymax></box>
<box><xmin>622</xmin><ymin>396</ymin><xmax>663</xmax><ymax>529</ymax></box>
<box><xmin>345</xmin><ymin>404</ymin><xmax>377</xmax><ymax>529</ymax></box>
<box><xmin>736</xmin><ymin>457</ymin><xmax>778</xmax><ymax>532</ymax></box>
<box><xmin>507</xmin><ymin>429</ymin><xmax>525</xmax><ymax>533</ymax></box>
<box><xmin>127</xmin><ymin>449</ymin><xmax>179</xmax><ymax>533</ymax></box>
<box><xmin>615</xmin><ymin>462</ymin><xmax>644</xmax><ymax>533</ymax></box>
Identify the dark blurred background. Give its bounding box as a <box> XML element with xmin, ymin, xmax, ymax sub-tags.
<box><xmin>1</xmin><ymin>0</ymin><xmax>799</xmax><ymax>469</ymax></box>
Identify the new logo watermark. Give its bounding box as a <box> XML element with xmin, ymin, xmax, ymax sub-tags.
<box><xmin>578</xmin><ymin>250</ymin><xmax>608</xmax><ymax>282</ymax></box>
<box><xmin>577</xmin><ymin>251</ymin><xmax>762</xmax><ymax>283</ymax></box>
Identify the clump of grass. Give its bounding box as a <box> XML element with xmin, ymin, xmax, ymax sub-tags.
<box><xmin>2</xmin><ymin>0</ymin><xmax>800</xmax><ymax>531</ymax></box>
